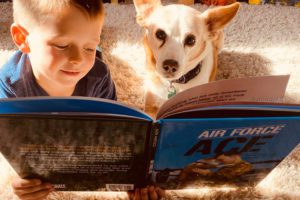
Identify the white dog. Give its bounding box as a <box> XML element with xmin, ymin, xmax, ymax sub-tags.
<box><xmin>133</xmin><ymin>0</ymin><xmax>240</xmax><ymax>117</ymax></box>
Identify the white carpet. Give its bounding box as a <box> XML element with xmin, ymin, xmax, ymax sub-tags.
<box><xmin>1</xmin><ymin>2</ymin><xmax>300</xmax><ymax>199</ymax></box>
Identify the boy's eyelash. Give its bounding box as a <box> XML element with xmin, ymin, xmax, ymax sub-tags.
<box><xmin>84</xmin><ymin>48</ymin><xmax>96</xmax><ymax>52</ymax></box>
<box><xmin>53</xmin><ymin>45</ymin><xmax>95</xmax><ymax>52</ymax></box>
<box><xmin>54</xmin><ymin>45</ymin><xmax>69</xmax><ymax>49</ymax></box>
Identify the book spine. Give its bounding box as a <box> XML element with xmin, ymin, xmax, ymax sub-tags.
<box><xmin>146</xmin><ymin>122</ymin><xmax>161</xmax><ymax>184</ymax></box>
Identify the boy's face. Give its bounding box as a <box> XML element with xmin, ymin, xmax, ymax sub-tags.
<box><xmin>24</xmin><ymin>6</ymin><xmax>104</xmax><ymax>95</ymax></box>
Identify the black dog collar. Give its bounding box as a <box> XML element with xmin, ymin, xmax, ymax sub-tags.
<box><xmin>167</xmin><ymin>62</ymin><xmax>202</xmax><ymax>99</ymax></box>
<box><xmin>171</xmin><ymin>62</ymin><xmax>202</xmax><ymax>84</ymax></box>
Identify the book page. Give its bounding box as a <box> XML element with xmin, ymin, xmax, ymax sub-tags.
<box><xmin>157</xmin><ymin>75</ymin><xmax>290</xmax><ymax>119</ymax></box>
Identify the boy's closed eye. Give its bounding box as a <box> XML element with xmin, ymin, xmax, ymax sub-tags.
<box><xmin>53</xmin><ymin>44</ymin><xmax>69</xmax><ymax>50</ymax></box>
<box><xmin>84</xmin><ymin>48</ymin><xmax>96</xmax><ymax>53</ymax></box>
<box><xmin>53</xmin><ymin>45</ymin><xmax>96</xmax><ymax>54</ymax></box>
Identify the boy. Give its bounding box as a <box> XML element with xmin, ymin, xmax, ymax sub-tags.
<box><xmin>2</xmin><ymin>0</ymin><xmax>164</xmax><ymax>199</ymax></box>
<box><xmin>0</xmin><ymin>0</ymin><xmax>116</xmax><ymax>99</ymax></box>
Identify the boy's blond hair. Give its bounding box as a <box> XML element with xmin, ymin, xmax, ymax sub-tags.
<box><xmin>13</xmin><ymin>0</ymin><xmax>104</xmax><ymax>27</ymax></box>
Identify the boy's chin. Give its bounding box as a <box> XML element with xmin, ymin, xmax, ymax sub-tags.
<box><xmin>56</xmin><ymin>79</ymin><xmax>79</xmax><ymax>90</ymax></box>
<box><xmin>58</xmin><ymin>73</ymin><xmax>83</xmax><ymax>83</ymax></box>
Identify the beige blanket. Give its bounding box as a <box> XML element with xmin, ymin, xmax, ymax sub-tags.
<box><xmin>0</xmin><ymin>2</ymin><xmax>300</xmax><ymax>199</ymax></box>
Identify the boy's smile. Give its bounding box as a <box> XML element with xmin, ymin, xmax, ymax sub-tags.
<box><xmin>60</xmin><ymin>70</ymin><xmax>81</xmax><ymax>77</ymax></box>
<box><xmin>18</xmin><ymin>4</ymin><xmax>104</xmax><ymax>96</ymax></box>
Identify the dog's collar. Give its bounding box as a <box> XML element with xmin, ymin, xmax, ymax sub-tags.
<box><xmin>171</xmin><ymin>62</ymin><xmax>202</xmax><ymax>84</ymax></box>
<box><xmin>167</xmin><ymin>62</ymin><xmax>202</xmax><ymax>99</ymax></box>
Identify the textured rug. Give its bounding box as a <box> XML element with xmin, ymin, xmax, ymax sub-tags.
<box><xmin>1</xmin><ymin>1</ymin><xmax>300</xmax><ymax>200</ymax></box>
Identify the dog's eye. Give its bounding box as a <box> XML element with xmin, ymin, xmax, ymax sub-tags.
<box><xmin>184</xmin><ymin>34</ymin><xmax>196</xmax><ymax>46</ymax></box>
<box><xmin>156</xmin><ymin>29</ymin><xmax>167</xmax><ymax>41</ymax></box>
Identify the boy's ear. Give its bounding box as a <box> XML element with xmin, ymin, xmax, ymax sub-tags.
<box><xmin>133</xmin><ymin>0</ymin><xmax>161</xmax><ymax>27</ymax></box>
<box><xmin>202</xmin><ymin>2</ymin><xmax>240</xmax><ymax>40</ymax></box>
<box><xmin>10</xmin><ymin>23</ymin><xmax>30</xmax><ymax>53</ymax></box>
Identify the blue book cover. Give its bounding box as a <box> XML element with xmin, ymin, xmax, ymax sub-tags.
<box><xmin>152</xmin><ymin>116</ymin><xmax>300</xmax><ymax>188</ymax></box>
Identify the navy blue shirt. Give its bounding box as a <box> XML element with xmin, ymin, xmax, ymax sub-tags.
<box><xmin>0</xmin><ymin>51</ymin><xmax>117</xmax><ymax>100</ymax></box>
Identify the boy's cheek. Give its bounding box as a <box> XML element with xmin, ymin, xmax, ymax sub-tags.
<box><xmin>47</xmin><ymin>49</ymin><xmax>68</xmax><ymax>62</ymax></box>
<box><xmin>87</xmin><ymin>58</ymin><xmax>96</xmax><ymax>70</ymax></box>
<box><xmin>31</xmin><ymin>50</ymin><xmax>62</xmax><ymax>71</ymax></box>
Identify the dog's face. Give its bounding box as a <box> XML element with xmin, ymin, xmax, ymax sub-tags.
<box><xmin>134</xmin><ymin>0</ymin><xmax>240</xmax><ymax>82</ymax></box>
<box><xmin>143</xmin><ymin>5</ymin><xmax>207</xmax><ymax>80</ymax></box>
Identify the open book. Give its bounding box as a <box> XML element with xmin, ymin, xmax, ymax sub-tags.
<box><xmin>1</xmin><ymin>75</ymin><xmax>300</xmax><ymax>191</ymax></box>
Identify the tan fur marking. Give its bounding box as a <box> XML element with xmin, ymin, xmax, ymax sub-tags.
<box><xmin>207</xmin><ymin>3</ymin><xmax>239</xmax><ymax>30</ymax></box>
<box><xmin>144</xmin><ymin>91</ymin><xmax>163</xmax><ymax>118</ymax></box>
<box><xmin>188</xmin><ymin>41</ymin><xmax>206</xmax><ymax>63</ymax></box>
<box><xmin>210</xmin><ymin>39</ymin><xmax>219</xmax><ymax>81</ymax></box>
<box><xmin>143</xmin><ymin>35</ymin><xmax>166</xmax><ymax>86</ymax></box>
<box><xmin>143</xmin><ymin>36</ymin><xmax>156</xmax><ymax>72</ymax></box>
<box><xmin>206</xmin><ymin>3</ymin><xmax>240</xmax><ymax>40</ymax></box>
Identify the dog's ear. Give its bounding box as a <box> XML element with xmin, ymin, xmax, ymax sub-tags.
<box><xmin>202</xmin><ymin>2</ymin><xmax>240</xmax><ymax>40</ymax></box>
<box><xmin>133</xmin><ymin>0</ymin><xmax>161</xmax><ymax>27</ymax></box>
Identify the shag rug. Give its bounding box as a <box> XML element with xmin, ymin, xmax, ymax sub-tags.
<box><xmin>0</xmin><ymin>2</ymin><xmax>300</xmax><ymax>200</ymax></box>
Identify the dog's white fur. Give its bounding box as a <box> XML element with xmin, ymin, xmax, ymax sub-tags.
<box><xmin>133</xmin><ymin>0</ymin><xmax>240</xmax><ymax>117</ymax></box>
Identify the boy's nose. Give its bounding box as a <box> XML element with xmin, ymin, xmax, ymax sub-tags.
<box><xmin>69</xmin><ymin>48</ymin><xmax>83</xmax><ymax>65</ymax></box>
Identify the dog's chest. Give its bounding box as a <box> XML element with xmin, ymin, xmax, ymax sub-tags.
<box><xmin>145</xmin><ymin>78</ymin><xmax>170</xmax><ymax>100</ymax></box>
<box><xmin>146</xmin><ymin>75</ymin><xmax>203</xmax><ymax>101</ymax></box>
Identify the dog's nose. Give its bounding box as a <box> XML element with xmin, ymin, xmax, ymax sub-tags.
<box><xmin>162</xmin><ymin>59</ymin><xmax>179</xmax><ymax>73</ymax></box>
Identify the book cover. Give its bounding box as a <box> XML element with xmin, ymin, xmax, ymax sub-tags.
<box><xmin>152</xmin><ymin>115</ymin><xmax>300</xmax><ymax>188</ymax></box>
<box><xmin>0</xmin><ymin>114</ymin><xmax>152</xmax><ymax>191</ymax></box>
<box><xmin>0</xmin><ymin>75</ymin><xmax>300</xmax><ymax>191</ymax></box>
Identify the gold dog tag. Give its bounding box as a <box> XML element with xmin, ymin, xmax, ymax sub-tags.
<box><xmin>168</xmin><ymin>84</ymin><xmax>176</xmax><ymax>99</ymax></box>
